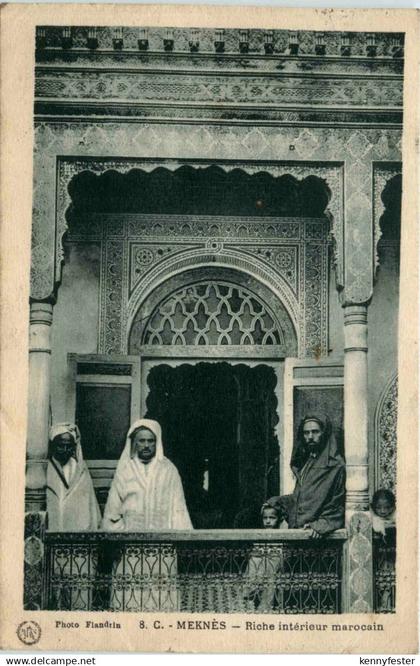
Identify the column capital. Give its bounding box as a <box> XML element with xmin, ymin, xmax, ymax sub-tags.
<box><xmin>344</xmin><ymin>304</ymin><xmax>368</xmax><ymax>353</ymax></box>
<box><xmin>345</xmin><ymin>488</ymin><xmax>370</xmax><ymax>513</ymax></box>
<box><xmin>343</xmin><ymin>303</ymin><xmax>368</xmax><ymax>324</ymax></box>
<box><xmin>29</xmin><ymin>301</ymin><xmax>53</xmax><ymax>326</ymax></box>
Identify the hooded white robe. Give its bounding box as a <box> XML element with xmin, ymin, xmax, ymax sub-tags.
<box><xmin>47</xmin><ymin>423</ymin><xmax>101</xmax><ymax>532</ymax></box>
<box><xmin>46</xmin><ymin>423</ymin><xmax>101</xmax><ymax>610</ymax></box>
<box><xmin>103</xmin><ymin>419</ymin><xmax>192</xmax><ymax>531</ymax></box>
<box><xmin>102</xmin><ymin>419</ymin><xmax>192</xmax><ymax>611</ymax></box>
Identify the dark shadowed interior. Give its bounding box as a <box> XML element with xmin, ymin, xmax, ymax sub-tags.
<box><xmin>145</xmin><ymin>362</ymin><xmax>279</xmax><ymax>529</ymax></box>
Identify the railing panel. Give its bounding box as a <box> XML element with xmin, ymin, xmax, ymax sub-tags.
<box><xmin>44</xmin><ymin>530</ymin><xmax>345</xmax><ymax>614</ymax></box>
<box><xmin>373</xmin><ymin>530</ymin><xmax>396</xmax><ymax>613</ymax></box>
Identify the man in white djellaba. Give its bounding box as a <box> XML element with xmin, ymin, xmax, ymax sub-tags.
<box><xmin>102</xmin><ymin>418</ymin><xmax>192</xmax><ymax>611</ymax></box>
<box><xmin>103</xmin><ymin>418</ymin><xmax>192</xmax><ymax>531</ymax></box>
<box><xmin>46</xmin><ymin>423</ymin><xmax>101</xmax><ymax>610</ymax></box>
<box><xmin>47</xmin><ymin>422</ymin><xmax>101</xmax><ymax>531</ymax></box>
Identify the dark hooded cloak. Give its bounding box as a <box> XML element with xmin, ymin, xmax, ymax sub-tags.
<box><xmin>268</xmin><ymin>416</ymin><xmax>345</xmax><ymax>535</ymax></box>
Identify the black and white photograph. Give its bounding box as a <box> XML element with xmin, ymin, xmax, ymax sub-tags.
<box><xmin>1</xmin><ymin>5</ymin><xmax>417</xmax><ymax>653</ymax></box>
<box><xmin>25</xmin><ymin>22</ymin><xmax>403</xmax><ymax>616</ymax></box>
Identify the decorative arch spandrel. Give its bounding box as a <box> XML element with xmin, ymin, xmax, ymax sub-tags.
<box><xmin>373</xmin><ymin>162</ymin><xmax>402</xmax><ymax>277</ymax></box>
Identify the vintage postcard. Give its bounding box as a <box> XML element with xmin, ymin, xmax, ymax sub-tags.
<box><xmin>0</xmin><ymin>4</ymin><xmax>418</xmax><ymax>653</ymax></box>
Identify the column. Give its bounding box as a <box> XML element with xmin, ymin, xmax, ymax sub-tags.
<box><xmin>343</xmin><ymin>303</ymin><xmax>373</xmax><ymax>612</ymax></box>
<box><xmin>344</xmin><ymin>304</ymin><xmax>369</xmax><ymax>512</ymax></box>
<box><xmin>26</xmin><ymin>301</ymin><xmax>53</xmax><ymax>511</ymax></box>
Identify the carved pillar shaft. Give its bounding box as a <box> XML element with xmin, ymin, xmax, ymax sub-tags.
<box><xmin>343</xmin><ymin>303</ymin><xmax>373</xmax><ymax>612</ymax></box>
<box><xmin>24</xmin><ymin>511</ymin><xmax>47</xmax><ymax>610</ymax></box>
<box><xmin>26</xmin><ymin>302</ymin><xmax>53</xmax><ymax>510</ymax></box>
<box><xmin>344</xmin><ymin>304</ymin><xmax>369</xmax><ymax>512</ymax></box>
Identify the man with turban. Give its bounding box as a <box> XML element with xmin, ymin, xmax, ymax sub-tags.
<box><xmin>47</xmin><ymin>423</ymin><xmax>101</xmax><ymax>531</ymax></box>
<box><xmin>46</xmin><ymin>423</ymin><xmax>101</xmax><ymax>610</ymax></box>
<box><xmin>268</xmin><ymin>416</ymin><xmax>345</xmax><ymax>538</ymax></box>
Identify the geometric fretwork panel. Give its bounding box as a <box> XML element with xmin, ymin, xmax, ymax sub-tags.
<box><xmin>44</xmin><ymin>533</ymin><xmax>343</xmax><ymax>613</ymax></box>
<box><xmin>376</xmin><ymin>374</ymin><xmax>397</xmax><ymax>493</ymax></box>
<box><xmin>143</xmin><ymin>281</ymin><xmax>284</xmax><ymax>346</ymax></box>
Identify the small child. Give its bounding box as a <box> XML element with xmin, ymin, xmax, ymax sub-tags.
<box><xmin>243</xmin><ymin>502</ymin><xmax>287</xmax><ymax>611</ymax></box>
<box><xmin>371</xmin><ymin>488</ymin><xmax>396</xmax><ymax>536</ymax></box>
<box><xmin>261</xmin><ymin>502</ymin><xmax>288</xmax><ymax>529</ymax></box>
<box><xmin>371</xmin><ymin>488</ymin><xmax>396</xmax><ymax>612</ymax></box>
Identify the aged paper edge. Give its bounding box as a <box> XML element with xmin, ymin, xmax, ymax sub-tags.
<box><xmin>0</xmin><ymin>4</ymin><xmax>418</xmax><ymax>654</ymax></box>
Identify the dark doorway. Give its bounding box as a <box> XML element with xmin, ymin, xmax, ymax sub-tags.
<box><xmin>145</xmin><ymin>362</ymin><xmax>279</xmax><ymax>529</ymax></box>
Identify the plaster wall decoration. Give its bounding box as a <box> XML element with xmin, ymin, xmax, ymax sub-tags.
<box><xmin>36</xmin><ymin>106</ymin><xmax>402</xmax><ymax>126</ymax></box>
<box><xmin>373</xmin><ymin>162</ymin><xmax>402</xmax><ymax>273</ymax></box>
<box><xmin>34</xmin><ymin>27</ymin><xmax>403</xmax><ymax>128</ymax></box>
<box><xmin>304</xmin><ymin>243</ymin><xmax>327</xmax><ymax>356</ymax></box>
<box><xmin>125</xmin><ymin>215</ymin><xmax>302</xmax><ymax>240</ymax></box>
<box><xmin>35</xmin><ymin>70</ymin><xmax>403</xmax><ymax>109</ymax></box>
<box><xmin>125</xmin><ymin>246</ymin><xmax>300</xmax><ymax>352</ymax></box>
<box><xmin>31</xmin><ymin>124</ymin><xmax>401</xmax><ymax>307</ymax></box>
<box><xmin>375</xmin><ymin>373</ymin><xmax>398</xmax><ymax>492</ymax></box>
<box><xmin>88</xmin><ymin>215</ymin><xmax>327</xmax><ymax>357</ymax></box>
<box><xmin>99</xmin><ymin>240</ymin><xmax>125</xmax><ymax>355</ymax></box>
<box><xmin>224</xmin><ymin>245</ymin><xmax>299</xmax><ymax>295</ymax></box>
<box><xmin>35</xmin><ymin>60</ymin><xmax>403</xmax><ymax>88</ymax></box>
<box><xmin>129</xmin><ymin>242</ymin><xmax>198</xmax><ymax>292</ymax></box>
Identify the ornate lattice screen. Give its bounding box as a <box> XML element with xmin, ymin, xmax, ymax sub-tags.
<box><xmin>376</xmin><ymin>374</ymin><xmax>397</xmax><ymax>492</ymax></box>
<box><xmin>142</xmin><ymin>282</ymin><xmax>283</xmax><ymax>346</ymax></box>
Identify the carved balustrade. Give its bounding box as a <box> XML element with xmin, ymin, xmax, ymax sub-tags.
<box><xmin>373</xmin><ymin>530</ymin><xmax>396</xmax><ymax>614</ymax></box>
<box><xmin>43</xmin><ymin>529</ymin><xmax>346</xmax><ymax>614</ymax></box>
